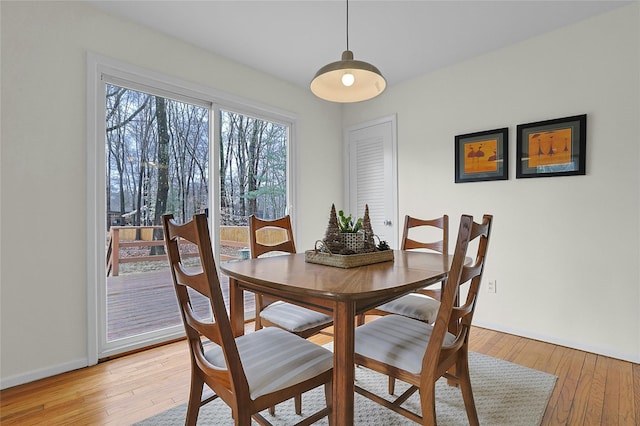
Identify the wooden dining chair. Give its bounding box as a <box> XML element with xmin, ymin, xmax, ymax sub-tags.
<box><xmin>353</xmin><ymin>214</ymin><xmax>492</xmax><ymax>425</ymax></box>
<box><xmin>359</xmin><ymin>215</ymin><xmax>448</xmax><ymax>394</ymax></box>
<box><xmin>162</xmin><ymin>213</ymin><xmax>333</xmax><ymax>426</ymax></box>
<box><xmin>249</xmin><ymin>215</ymin><xmax>334</xmax><ymax>416</ymax></box>
<box><xmin>361</xmin><ymin>215</ymin><xmax>448</xmax><ymax>327</ymax></box>
<box><xmin>249</xmin><ymin>215</ymin><xmax>333</xmax><ymax>339</ymax></box>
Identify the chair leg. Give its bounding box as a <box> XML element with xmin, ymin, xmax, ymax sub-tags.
<box><xmin>254</xmin><ymin>294</ymin><xmax>264</xmax><ymax>331</ymax></box>
<box><xmin>388</xmin><ymin>376</ymin><xmax>395</xmax><ymax>394</ymax></box>
<box><xmin>186</xmin><ymin>374</ymin><xmax>204</xmax><ymax>426</ymax></box>
<box><xmin>419</xmin><ymin>382</ymin><xmax>438</xmax><ymax>425</ymax></box>
<box><xmin>457</xmin><ymin>351</ymin><xmax>479</xmax><ymax>426</ymax></box>
<box><xmin>325</xmin><ymin>380</ymin><xmax>334</xmax><ymax>426</ymax></box>
<box><xmin>235</xmin><ymin>409</ymin><xmax>252</xmax><ymax>425</ymax></box>
<box><xmin>295</xmin><ymin>394</ymin><xmax>302</xmax><ymax>415</ymax></box>
<box><xmin>269</xmin><ymin>395</ymin><xmax>301</xmax><ymax>416</ymax></box>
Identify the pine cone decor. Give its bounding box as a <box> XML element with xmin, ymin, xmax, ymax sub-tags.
<box><xmin>323</xmin><ymin>204</ymin><xmax>344</xmax><ymax>253</ymax></box>
<box><xmin>308</xmin><ymin>204</ymin><xmax>394</xmax><ymax>268</ymax></box>
<box><xmin>361</xmin><ymin>204</ymin><xmax>376</xmax><ymax>253</ymax></box>
<box><xmin>376</xmin><ymin>240</ymin><xmax>390</xmax><ymax>251</ymax></box>
<box><xmin>321</xmin><ymin>203</ymin><xmax>384</xmax><ymax>255</ymax></box>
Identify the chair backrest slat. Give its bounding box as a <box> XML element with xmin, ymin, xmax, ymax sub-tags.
<box><xmin>249</xmin><ymin>215</ymin><xmax>296</xmax><ymax>258</ymax></box>
<box><xmin>401</xmin><ymin>215</ymin><xmax>449</xmax><ymax>254</ymax></box>
<box><xmin>173</xmin><ymin>265</ymin><xmax>210</xmax><ymax>297</ymax></box>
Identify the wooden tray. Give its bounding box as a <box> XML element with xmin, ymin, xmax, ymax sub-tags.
<box><xmin>305</xmin><ymin>242</ymin><xmax>394</xmax><ymax>269</ymax></box>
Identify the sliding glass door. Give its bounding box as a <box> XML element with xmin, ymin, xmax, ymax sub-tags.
<box><xmin>103</xmin><ymin>83</ymin><xmax>210</xmax><ymax>354</ymax></box>
<box><xmin>90</xmin><ymin>56</ymin><xmax>295</xmax><ymax>360</ymax></box>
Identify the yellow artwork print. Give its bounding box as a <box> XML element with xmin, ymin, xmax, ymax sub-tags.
<box><xmin>528</xmin><ymin>128</ymin><xmax>572</xmax><ymax>167</ymax></box>
<box><xmin>464</xmin><ymin>138</ymin><xmax>498</xmax><ymax>174</ymax></box>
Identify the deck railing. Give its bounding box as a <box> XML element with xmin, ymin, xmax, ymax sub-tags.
<box><xmin>107</xmin><ymin>226</ymin><xmax>173</xmax><ymax>276</ymax></box>
<box><xmin>106</xmin><ymin>225</ymin><xmax>286</xmax><ymax>276</ymax></box>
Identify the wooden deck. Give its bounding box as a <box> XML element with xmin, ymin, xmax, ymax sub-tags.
<box><xmin>107</xmin><ymin>268</ymin><xmax>255</xmax><ymax>341</ymax></box>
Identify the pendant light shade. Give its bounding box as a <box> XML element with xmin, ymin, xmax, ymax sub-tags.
<box><xmin>310</xmin><ymin>1</ymin><xmax>386</xmax><ymax>103</ymax></box>
<box><xmin>310</xmin><ymin>50</ymin><xmax>386</xmax><ymax>103</ymax></box>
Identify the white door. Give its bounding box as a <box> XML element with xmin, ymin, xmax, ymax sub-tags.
<box><xmin>344</xmin><ymin>115</ymin><xmax>398</xmax><ymax>249</ymax></box>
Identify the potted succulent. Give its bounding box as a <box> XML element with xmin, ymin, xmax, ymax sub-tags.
<box><xmin>337</xmin><ymin>210</ymin><xmax>363</xmax><ymax>233</ymax></box>
<box><xmin>337</xmin><ymin>210</ymin><xmax>364</xmax><ymax>253</ymax></box>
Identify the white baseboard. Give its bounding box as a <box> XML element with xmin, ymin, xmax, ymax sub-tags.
<box><xmin>473</xmin><ymin>320</ymin><xmax>639</xmax><ymax>364</ymax></box>
<box><xmin>0</xmin><ymin>357</ymin><xmax>88</xmax><ymax>390</ymax></box>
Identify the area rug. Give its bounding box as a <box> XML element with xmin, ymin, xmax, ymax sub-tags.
<box><xmin>134</xmin><ymin>351</ymin><xmax>556</xmax><ymax>425</ymax></box>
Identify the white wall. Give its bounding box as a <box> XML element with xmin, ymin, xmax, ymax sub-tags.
<box><xmin>343</xmin><ymin>4</ymin><xmax>640</xmax><ymax>363</ymax></box>
<box><xmin>0</xmin><ymin>1</ymin><xmax>342</xmax><ymax>388</ymax></box>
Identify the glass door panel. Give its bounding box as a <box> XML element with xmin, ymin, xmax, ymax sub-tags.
<box><xmin>218</xmin><ymin>110</ymin><xmax>289</xmax><ymax>263</ymax></box>
<box><xmin>217</xmin><ymin>110</ymin><xmax>290</xmax><ymax>319</ymax></box>
<box><xmin>104</xmin><ymin>84</ymin><xmax>209</xmax><ymax>347</ymax></box>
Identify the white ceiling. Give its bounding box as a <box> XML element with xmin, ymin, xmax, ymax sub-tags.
<box><xmin>88</xmin><ymin>1</ymin><xmax>631</xmax><ymax>89</ymax></box>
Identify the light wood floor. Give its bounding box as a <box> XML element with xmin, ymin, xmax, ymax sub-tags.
<box><xmin>1</xmin><ymin>325</ymin><xmax>638</xmax><ymax>425</ymax></box>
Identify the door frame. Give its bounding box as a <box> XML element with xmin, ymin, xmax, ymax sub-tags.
<box><xmin>343</xmin><ymin>114</ymin><xmax>399</xmax><ymax>249</ymax></box>
<box><xmin>86</xmin><ymin>53</ymin><xmax>298</xmax><ymax>365</ymax></box>
<box><xmin>87</xmin><ymin>53</ymin><xmax>216</xmax><ymax>363</ymax></box>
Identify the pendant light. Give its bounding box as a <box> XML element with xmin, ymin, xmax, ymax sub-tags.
<box><xmin>310</xmin><ymin>0</ymin><xmax>386</xmax><ymax>103</ymax></box>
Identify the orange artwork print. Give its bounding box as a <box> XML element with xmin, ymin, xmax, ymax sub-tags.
<box><xmin>463</xmin><ymin>138</ymin><xmax>498</xmax><ymax>174</ymax></box>
<box><xmin>528</xmin><ymin>128</ymin><xmax>572</xmax><ymax>167</ymax></box>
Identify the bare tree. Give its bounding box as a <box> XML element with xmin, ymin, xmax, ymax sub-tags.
<box><xmin>219</xmin><ymin>111</ymin><xmax>288</xmax><ymax>224</ymax></box>
<box><xmin>105</xmin><ymin>86</ymin><xmax>149</xmax><ymax>229</ymax></box>
<box><xmin>150</xmin><ymin>97</ymin><xmax>170</xmax><ymax>253</ymax></box>
<box><xmin>106</xmin><ymin>86</ymin><xmax>287</xmax><ymax>248</ymax></box>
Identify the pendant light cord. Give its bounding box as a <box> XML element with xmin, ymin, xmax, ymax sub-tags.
<box><xmin>346</xmin><ymin>0</ymin><xmax>349</xmax><ymax>51</ymax></box>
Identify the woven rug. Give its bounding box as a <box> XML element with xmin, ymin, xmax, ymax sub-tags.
<box><xmin>134</xmin><ymin>350</ymin><xmax>556</xmax><ymax>425</ymax></box>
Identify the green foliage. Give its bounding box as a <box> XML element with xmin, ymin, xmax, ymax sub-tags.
<box><xmin>337</xmin><ymin>210</ymin><xmax>363</xmax><ymax>233</ymax></box>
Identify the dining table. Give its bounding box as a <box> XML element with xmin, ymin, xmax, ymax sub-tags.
<box><xmin>220</xmin><ymin>249</ymin><xmax>454</xmax><ymax>426</ymax></box>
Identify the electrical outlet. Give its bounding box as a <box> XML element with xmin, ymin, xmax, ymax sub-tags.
<box><xmin>487</xmin><ymin>280</ymin><xmax>496</xmax><ymax>293</ymax></box>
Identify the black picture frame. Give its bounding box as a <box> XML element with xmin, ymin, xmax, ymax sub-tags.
<box><xmin>516</xmin><ymin>114</ymin><xmax>586</xmax><ymax>179</ymax></box>
<box><xmin>455</xmin><ymin>128</ymin><xmax>508</xmax><ymax>183</ymax></box>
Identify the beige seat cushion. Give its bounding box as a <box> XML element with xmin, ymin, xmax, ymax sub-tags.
<box><xmin>261</xmin><ymin>301</ymin><xmax>332</xmax><ymax>333</ymax></box>
<box><xmin>204</xmin><ymin>327</ymin><xmax>333</xmax><ymax>399</ymax></box>
<box><xmin>354</xmin><ymin>314</ymin><xmax>455</xmax><ymax>374</ymax></box>
<box><xmin>375</xmin><ymin>293</ymin><xmax>440</xmax><ymax>323</ymax></box>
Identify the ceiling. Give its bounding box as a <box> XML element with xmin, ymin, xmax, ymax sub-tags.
<box><xmin>87</xmin><ymin>1</ymin><xmax>631</xmax><ymax>89</ymax></box>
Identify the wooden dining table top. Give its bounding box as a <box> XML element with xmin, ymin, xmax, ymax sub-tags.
<box><xmin>220</xmin><ymin>249</ymin><xmax>451</xmax><ymax>304</ymax></box>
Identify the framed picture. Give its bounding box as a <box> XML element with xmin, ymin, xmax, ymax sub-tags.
<box><xmin>455</xmin><ymin>128</ymin><xmax>508</xmax><ymax>183</ymax></box>
<box><xmin>516</xmin><ymin>114</ymin><xmax>586</xmax><ymax>178</ymax></box>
